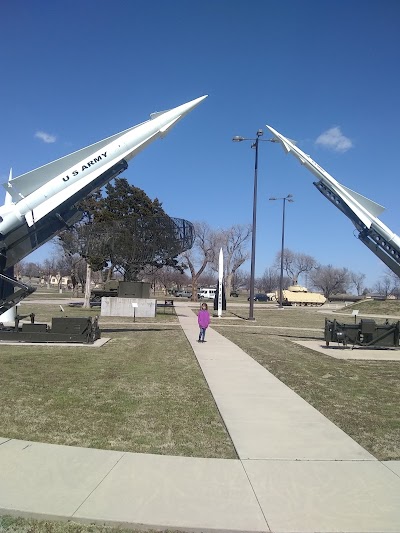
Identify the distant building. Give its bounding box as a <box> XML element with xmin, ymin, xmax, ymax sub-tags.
<box><xmin>50</xmin><ymin>275</ymin><xmax>70</xmax><ymax>286</ymax></box>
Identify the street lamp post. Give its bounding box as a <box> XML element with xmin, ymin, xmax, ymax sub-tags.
<box><xmin>233</xmin><ymin>131</ymin><xmax>277</xmax><ymax>320</ymax></box>
<box><xmin>269</xmin><ymin>194</ymin><xmax>294</xmax><ymax>308</ymax></box>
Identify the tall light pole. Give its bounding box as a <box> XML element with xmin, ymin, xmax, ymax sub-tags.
<box><xmin>233</xmin><ymin>131</ymin><xmax>277</xmax><ymax>320</ymax></box>
<box><xmin>269</xmin><ymin>194</ymin><xmax>294</xmax><ymax>308</ymax></box>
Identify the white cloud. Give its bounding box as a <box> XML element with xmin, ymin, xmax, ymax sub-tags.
<box><xmin>34</xmin><ymin>130</ymin><xmax>56</xmax><ymax>143</ymax></box>
<box><xmin>315</xmin><ymin>126</ymin><xmax>352</xmax><ymax>153</ymax></box>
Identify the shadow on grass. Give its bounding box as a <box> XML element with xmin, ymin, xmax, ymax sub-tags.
<box><xmin>226</xmin><ymin>311</ymin><xmax>248</xmax><ymax>320</ymax></box>
<box><xmin>241</xmin><ymin>329</ymin><xmax>323</xmax><ymax>341</ymax></box>
<box><xmin>101</xmin><ymin>327</ymin><xmax>178</xmax><ymax>333</ymax></box>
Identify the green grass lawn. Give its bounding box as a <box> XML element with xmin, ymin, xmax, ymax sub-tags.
<box><xmin>216</xmin><ymin>306</ymin><xmax>336</xmax><ymax>330</ymax></box>
<box><xmin>5</xmin><ymin>300</ymin><xmax>400</xmax><ymax>461</ymax></box>
<box><xmin>340</xmin><ymin>298</ymin><xmax>400</xmax><ymax>316</ymax></box>
<box><xmin>0</xmin><ymin>304</ymin><xmax>234</xmax><ymax>459</ymax></box>
<box><xmin>1</xmin><ymin>298</ymin><xmax>400</xmax><ymax>532</ymax></box>
<box><xmin>17</xmin><ymin>301</ymin><xmax>178</xmax><ymax>324</ymax></box>
<box><xmin>213</xmin><ymin>306</ymin><xmax>400</xmax><ymax>461</ymax></box>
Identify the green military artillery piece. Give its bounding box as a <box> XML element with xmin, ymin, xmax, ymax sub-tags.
<box><xmin>0</xmin><ymin>315</ymin><xmax>101</xmax><ymax>344</ymax></box>
<box><xmin>325</xmin><ymin>318</ymin><xmax>400</xmax><ymax>348</ymax></box>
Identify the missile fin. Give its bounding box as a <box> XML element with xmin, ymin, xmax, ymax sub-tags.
<box><xmin>4</xmin><ymin>170</ymin><xmax>13</xmax><ymax>206</ymax></box>
<box><xmin>150</xmin><ymin>110</ymin><xmax>168</xmax><ymax>120</ymax></box>
<box><xmin>341</xmin><ymin>184</ymin><xmax>385</xmax><ymax>217</ymax></box>
<box><xmin>159</xmin><ymin>117</ymin><xmax>181</xmax><ymax>137</ymax></box>
<box><xmin>2</xmin><ymin>124</ymin><xmax>138</xmax><ymax>201</ymax></box>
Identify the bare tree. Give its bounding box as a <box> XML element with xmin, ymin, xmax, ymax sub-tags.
<box><xmin>181</xmin><ymin>222</ymin><xmax>218</xmax><ymax>301</ymax></box>
<box><xmin>381</xmin><ymin>268</ymin><xmax>400</xmax><ymax>298</ymax></box>
<box><xmin>41</xmin><ymin>257</ymin><xmax>57</xmax><ymax>289</ymax></box>
<box><xmin>373</xmin><ymin>275</ymin><xmax>397</xmax><ymax>298</ymax></box>
<box><xmin>215</xmin><ymin>224</ymin><xmax>251</xmax><ymax>297</ymax></box>
<box><xmin>61</xmin><ymin>253</ymin><xmax>87</xmax><ymax>296</ymax></box>
<box><xmin>152</xmin><ymin>265</ymin><xmax>190</xmax><ymax>295</ymax></box>
<box><xmin>198</xmin><ymin>269</ymin><xmax>217</xmax><ymax>288</ymax></box>
<box><xmin>274</xmin><ymin>249</ymin><xmax>317</xmax><ymax>285</ymax></box>
<box><xmin>232</xmin><ymin>270</ymin><xmax>249</xmax><ymax>292</ymax></box>
<box><xmin>259</xmin><ymin>267</ymin><xmax>281</xmax><ymax>293</ymax></box>
<box><xmin>309</xmin><ymin>265</ymin><xmax>350</xmax><ymax>298</ymax></box>
<box><xmin>22</xmin><ymin>262</ymin><xmax>41</xmax><ymax>282</ymax></box>
<box><xmin>350</xmin><ymin>271</ymin><xmax>366</xmax><ymax>296</ymax></box>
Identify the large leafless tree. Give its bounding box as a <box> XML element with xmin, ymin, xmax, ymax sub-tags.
<box><xmin>373</xmin><ymin>270</ymin><xmax>400</xmax><ymax>298</ymax></box>
<box><xmin>258</xmin><ymin>267</ymin><xmax>287</xmax><ymax>294</ymax></box>
<box><xmin>309</xmin><ymin>265</ymin><xmax>351</xmax><ymax>298</ymax></box>
<box><xmin>212</xmin><ymin>224</ymin><xmax>251</xmax><ymax>297</ymax></box>
<box><xmin>151</xmin><ymin>265</ymin><xmax>190</xmax><ymax>295</ymax></box>
<box><xmin>350</xmin><ymin>271</ymin><xmax>366</xmax><ymax>296</ymax></box>
<box><xmin>274</xmin><ymin>248</ymin><xmax>317</xmax><ymax>285</ymax></box>
<box><xmin>181</xmin><ymin>222</ymin><xmax>218</xmax><ymax>301</ymax></box>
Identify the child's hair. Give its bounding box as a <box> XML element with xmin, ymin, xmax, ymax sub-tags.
<box><xmin>201</xmin><ymin>302</ymin><xmax>208</xmax><ymax>310</ymax></box>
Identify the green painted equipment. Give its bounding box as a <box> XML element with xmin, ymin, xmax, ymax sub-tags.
<box><xmin>0</xmin><ymin>315</ymin><xmax>100</xmax><ymax>343</ymax></box>
<box><xmin>325</xmin><ymin>318</ymin><xmax>400</xmax><ymax>348</ymax></box>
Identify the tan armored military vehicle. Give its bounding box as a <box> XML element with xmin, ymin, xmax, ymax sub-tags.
<box><xmin>277</xmin><ymin>285</ymin><xmax>326</xmax><ymax>306</ymax></box>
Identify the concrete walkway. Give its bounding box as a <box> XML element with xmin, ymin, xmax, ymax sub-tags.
<box><xmin>0</xmin><ymin>303</ymin><xmax>400</xmax><ymax>532</ymax></box>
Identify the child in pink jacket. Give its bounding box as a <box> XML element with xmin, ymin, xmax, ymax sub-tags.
<box><xmin>197</xmin><ymin>302</ymin><xmax>210</xmax><ymax>343</ymax></box>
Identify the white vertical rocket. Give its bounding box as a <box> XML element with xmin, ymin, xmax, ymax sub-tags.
<box><xmin>218</xmin><ymin>247</ymin><xmax>223</xmax><ymax>317</ymax></box>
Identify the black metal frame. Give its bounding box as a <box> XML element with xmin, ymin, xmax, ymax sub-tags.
<box><xmin>314</xmin><ymin>180</ymin><xmax>400</xmax><ymax>277</ymax></box>
<box><xmin>325</xmin><ymin>318</ymin><xmax>400</xmax><ymax>348</ymax></box>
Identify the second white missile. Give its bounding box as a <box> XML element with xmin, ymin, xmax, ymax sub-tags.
<box><xmin>266</xmin><ymin>124</ymin><xmax>400</xmax><ymax>252</ymax></box>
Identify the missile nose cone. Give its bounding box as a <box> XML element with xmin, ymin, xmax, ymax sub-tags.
<box><xmin>266</xmin><ymin>124</ymin><xmax>293</xmax><ymax>154</ymax></box>
<box><xmin>266</xmin><ymin>124</ymin><xmax>283</xmax><ymax>140</ymax></box>
<box><xmin>189</xmin><ymin>94</ymin><xmax>209</xmax><ymax>105</ymax></box>
<box><xmin>174</xmin><ymin>95</ymin><xmax>208</xmax><ymax>116</ymax></box>
<box><xmin>156</xmin><ymin>95</ymin><xmax>208</xmax><ymax>137</ymax></box>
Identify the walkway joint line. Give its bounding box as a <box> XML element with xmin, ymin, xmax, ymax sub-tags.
<box><xmin>71</xmin><ymin>452</ymin><xmax>127</xmax><ymax>518</ymax></box>
<box><xmin>240</xmin><ymin>460</ymin><xmax>271</xmax><ymax>532</ymax></box>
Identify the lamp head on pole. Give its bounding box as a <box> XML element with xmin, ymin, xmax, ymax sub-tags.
<box><xmin>232</xmin><ymin>136</ymin><xmax>245</xmax><ymax>142</ymax></box>
<box><xmin>269</xmin><ymin>194</ymin><xmax>294</xmax><ymax>202</ymax></box>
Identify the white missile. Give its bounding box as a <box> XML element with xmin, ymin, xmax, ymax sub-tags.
<box><xmin>266</xmin><ymin>124</ymin><xmax>400</xmax><ymax>255</ymax></box>
<box><xmin>0</xmin><ymin>95</ymin><xmax>207</xmax><ymax>270</ymax></box>
<box><xmin>218</xmin><ymin>247</ymin><xmax>223</xmax><ymax>317</ymax></box>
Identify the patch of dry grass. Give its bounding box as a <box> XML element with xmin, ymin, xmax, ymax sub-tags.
<box><xmin>0</xmin><ymin>515</ymin><xmax>187</xmax><ymax>533</ymax></box>
<box><xmin>214</xmin><ymin>310</ymin><xmax>400</xmax><ymax>460</ymax></box>
<box><xmin>17</xmin><ymin>302</ymin><xmax>178</xmax><ymax>324</ymax></box>
<box><xmin>218</xmin><ymin>307</ymin><xmax>336</xmax><ymax>329</ymax></box>
<box><xmin>0</xmin><ymin>304</ymin><xmax>235</xmax><ymax>459</ymax></box>
<box><xmin>340</xmin><ymin>299</ymin><xmax>400</xmax><ymax>316</ymax></box>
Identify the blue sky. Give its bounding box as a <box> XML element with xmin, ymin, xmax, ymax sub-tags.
<box><xmin>1</xmin><ymin>0</ymin><xmax>400</xmax><ymax>288</ymax></box>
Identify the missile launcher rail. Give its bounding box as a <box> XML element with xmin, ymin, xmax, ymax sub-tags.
<box><xmin>0</xmin><ymin>272</ymin><xmax>36</xmax><ymax>315</ymax></box>
<box><xmin>315</xmin><ymin>181</ymin><xmax>400</xmax><ymax>277</ymax></box>
<box><xmin>358</xmin><ymin>228</ymin><xmax>400</xmax><ymax>278</ymax></box>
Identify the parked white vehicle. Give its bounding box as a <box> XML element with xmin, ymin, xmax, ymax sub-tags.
<box><xmin>198</xmin><ymin>288</ymin><xmax>216</xmax><ymax>300</ymax></box>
